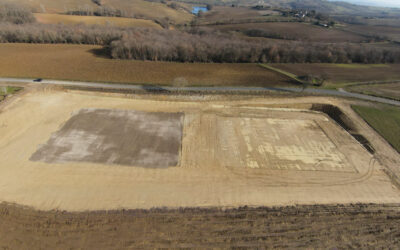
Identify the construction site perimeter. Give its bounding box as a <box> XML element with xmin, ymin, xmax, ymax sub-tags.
<box><xmin>0</xmin><ymin>85</ymin><xmax>399</xmax><ymax>211</ymax></box>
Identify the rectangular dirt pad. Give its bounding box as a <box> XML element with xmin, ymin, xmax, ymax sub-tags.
<box><xmin>30</xmin><ymin>109</ymin><xmax>183</xmax><ymax>168</ymax></box>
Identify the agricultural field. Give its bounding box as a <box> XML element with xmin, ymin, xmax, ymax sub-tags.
<box><xmin>8</xmin><ymin>0</ymin><xmax>192</xmax><ymax>24</ymax></box>
<box><xmin>0</xmin><ymin>44</ymin><xmax>293</xmax><ymax>87</ymax></box>
<box><xmin>273</xmin><ymin>63</ymin><xmax>400</xmax><ymax>86</ymax></box>
<box><xmin>347</xmin><ymin>82</ymin><xmax>400</xmax><ymax>101</ymax></box>
<box><xmin>34</xmin><ymin>13</ymin><xmax>162</xmax><ymax>28</ymax></box>
<box><xmin>195</xmin><ymin>6</ymin><xmax>293</xmax><ymax>25</ymax></box>
<box><xmin>0</xmin><ymin>203</ymin><xmax>399</xmax><ymax>248</ymax></box>
<box><xmin>209</xmin><ymin>22</ymin><xmax>367</xmax><ymax>43</ymax></box>
<box><xmin>352</xmin><ymin>104</ymin><xmax>400</xmax><ymax>152</ymax></box>
<box><xmin>342</xmin><ymin>24</ymin><xmax>400</xmax><ymax>42</ymax></box>
<box><xmin>0</xmin><ymin>88</ymin><xmax>398</xmax><ymax>212</ymax></box>
<box><xmin>3</xmin><ymin>0</ymin><xmax>97</xmax><ymax>13</ymax></box>
<box><xmin>101</xmin><ymin>0</ymin><xmax>192</xmax><ymax>24</ymax></box>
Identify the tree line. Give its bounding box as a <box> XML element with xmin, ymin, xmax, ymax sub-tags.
<box><xmin>0</xmin><ymin>22</ymin><xmax>399</xmax><ymax>64</ymax></box>
<box><xmin>0</xmin><ymin>3</ymin><xmax>35</xmax><ymax>24</ymax></box>
<box><xmin>110</xmin><ymin>28</ymin><xmax>400</xmax><ymax>63</ymax></box>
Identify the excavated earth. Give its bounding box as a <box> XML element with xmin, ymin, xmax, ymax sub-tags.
<box><xmin>0</xmin><ymin>87</ymin><xmax>399</xmax><ymax>211</ymax></box>
<box><xmin>0</xmin><ymin>86</ymin><xmax>399</xmax><ymax>247</ymax></box>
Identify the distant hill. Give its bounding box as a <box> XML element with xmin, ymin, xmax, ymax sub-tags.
<box><xmin>176</xmin><ymin>0</ymin><xmax>400</xmax><ymax>17</ymax></box>
<box><xmin>331</xmin><ymin>0</ymin><xmax>400</xmax><ymax>8</ymax></box>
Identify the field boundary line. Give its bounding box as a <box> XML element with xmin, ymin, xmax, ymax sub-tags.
<box><xmin>259</xmin><ymin>64</ymin><xmax>304</xmax><ymax>85</ymax></box>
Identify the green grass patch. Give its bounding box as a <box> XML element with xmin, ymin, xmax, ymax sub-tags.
<box><xmin>352</xmin><ymin>104</ymin><xmax>400</xmax><ymax>152</ymax></box>
<box><xmin>0</xmin><ymin>86</ymin><xmax>22</xmax><ymax>95</ymax></box>
<box><xmin>259</xmin><ymin>64</ymin><xmax>303</xmax><ymax>84</ymax></box>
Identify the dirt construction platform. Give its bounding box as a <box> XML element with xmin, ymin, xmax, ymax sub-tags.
<box><xmin>0</xmin><ymin>89</ymin><xmax>399</xmax><ymax>211</ymax></box>
<box><xmin>30</xmin><ymin>109</ymin><xmax>183</xmax><ymax>168</ymax></box>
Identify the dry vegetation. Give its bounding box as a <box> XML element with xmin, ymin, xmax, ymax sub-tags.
<box><xmin>273</xmin><ymin>63</ymin><xmax>400</xmax><ymax>84</ymax></box>
<box><xmin>34</xmin><ymin>13</ymin><xmax>162</xmax><ymax>28</ymax></box>
<box><xmin>1</xmin><ymin>3</ymin><xmax>400</xmax><ymax>64</ymax></box>
<box><xmin>0</xmin><ymin>2</ymin><xmax>35</xmax><ymax>24</ymax></box>
<box><xmin>0</xmin><ymin>203</ymin><xmax>399</xmax><ymax>248</ymax></box>
<box><xmin>0</xmin><ymin>43</ymin><xmax>292</xmax><ymax>86</ymax></box>
<box><xmin>2</xmin><ymin>19</ymin><xmax>399</xmax><ymax>63</ymax></box>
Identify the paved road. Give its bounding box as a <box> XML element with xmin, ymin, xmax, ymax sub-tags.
<box><xmin>1</xmin><ymin>77</ymin><xmax>399</xmax><ymax>106</ymax></box>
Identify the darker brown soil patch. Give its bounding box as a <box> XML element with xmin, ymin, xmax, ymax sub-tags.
<box><xmin>0</xmin><ymin>203</ymin><xmax>399</xmax><ymax>248</ymax></box>
<box><xmin>30</xmin><ymin>109</ymin><xmax>183</xmax><ymax>168</ymax></box>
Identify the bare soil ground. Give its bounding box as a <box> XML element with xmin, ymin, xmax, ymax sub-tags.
<box><xmin>209</xmin><ymin>22</ymin><xmax>366</xmax><ymax>43</ymax></box>
<box><xmin>274</xmin><ymin>63</ymin><xmax>400</xmax><ymax>84</ymax></box>
<box><xmin>0</xmin><ymin>202</ymin><xmax>399</xmax><ymax>249</ymax></box>
<box><xmin>343</xmin><ymin>24</ymin><xmax>400</xmax><ymax>42</ymax></box>
<box><xmin>0</xmin><ymin>44</ymin><xmax>293</xmax><ymax>87</ymax></box>
<box><xmin>197</xmin><ymin>6</ymin><xmax>293</xmax><ymax>25</ymax></box>
<box><xmin>0</xmin><ymin>87</ymin><xmax>399</xmax><ymax>211</ymax></box>
<box><xmin>30</xmin><ymin>109</ymin><xmax>183</xmax><ymax>168</ymax></box>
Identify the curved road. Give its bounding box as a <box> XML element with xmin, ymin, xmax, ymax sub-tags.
<box><xmin>1</xmin><ymin>77</ymin><xmax>399</xmax><ymax>106</ymax></box>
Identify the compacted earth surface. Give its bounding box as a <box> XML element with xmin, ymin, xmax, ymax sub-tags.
<box><xmin>0</xmin><ymin>85</ymin><xmax>399</xmax><ymax>248</ymax></box>
<box><xmin>0</xmin><ymin>87</ymin><xmax>399</xmax><ymax>211</ymax></box>
<box><xmin>31</xmin><ymin>108</ymin><xmax>183</xmax><ymax>168</ymax></box>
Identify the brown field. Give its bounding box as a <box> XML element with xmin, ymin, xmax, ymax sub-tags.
<box><xmin>4</xmin><ymin>0</ymin><xmax>96</xmax><ymax>13</ymax></box>
<box><xmin>209</xmin><ymin>22</ymin><xmax>366</xmax><ymax>43</ymax></box>
<box><xmin>101</xmin><ymin>0</ymin><xmax>192</xmax><ymax>24</ymax></box>
<box><xmin>350</xmin><ymin>17</ymin><xmax>400</xmax><ymax>27</ymax></box>
<box><xmin>0</xmin><ymin>88</ymin><xmax>399</xmax><ymax>211</ymax></box>
<box><xmin>0</xmin><ymin>43</ymin><xmax>293</xmax><ymax>87</ymax></box>
<box><xmin>197</xmin><ymin>6</ymin><xmax>292</xmax><ymax>25</ymax></box>
<box><xmin>343</xmin><ymin>24</ymin><xmax>400</xmax><ymax>42</ymax></box>
<box><xmin>274</xmin><ymin>63</ymin><xmax>400</xmax><ymax>84</ymax></box>
<box><xmin>34</xmin><ymin>13</ymin><xmax>162</xmax><ymax>28</ymax></box>
<box><xmin>8</xmin><ymin>0</ymin><xmax>192</xmax><ymax>24</ymax></box>
<box><xmin>348</xmin><ymin>83</ymin><xmax>400</xmax><ymax>101</ymax></box>
<box><xmin>0</xmin><ymin>203</ymin><xmax>399</xmax><ymax>248</ymax></box>
<box><xmin>0</xmin><ymin>44</ymin><xmax>292</xmax><ymax>86</ymax></box>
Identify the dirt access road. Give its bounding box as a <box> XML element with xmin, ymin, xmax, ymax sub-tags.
<box><xmin>1</xmin><ymin>77</ymin><xmax>399</xmax><ymax>106</ymax></box>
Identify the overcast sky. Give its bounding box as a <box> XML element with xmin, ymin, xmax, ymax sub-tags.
<box><xmin>332</xmin><ymin>0</ymin><xmax>400</xmax><ymax>8</ymax></box>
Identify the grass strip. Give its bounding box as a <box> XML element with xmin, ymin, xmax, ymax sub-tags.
<box><xmin>352</xmin><ymin>104</ymin><xmax>400</xmax><ymax>152</ymax></box>
<box><xmin>259</xmin><ymin>64</ymin><xmax>304</xmax><ymax>85</ymax></box>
